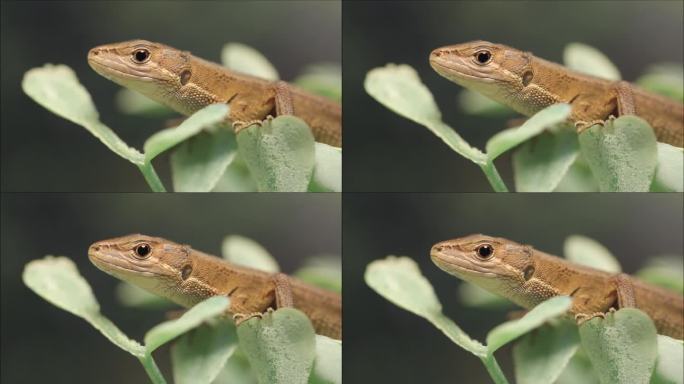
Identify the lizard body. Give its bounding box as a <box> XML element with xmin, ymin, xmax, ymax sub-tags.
<box><xmin>88</xmin><ymin>234</ymin><xmax>341</xmax><ymax>339</ymax></box>
<box><xmin>88</xmin><ymin>40</ymin><xmax>341</xmax><ymax>147</ymax></box>
<box><xmin>430</xmin><ymin>234</ymin><xmax>683</xmax><ymax>339</ymax></box>
<box><xmin>430</xmin><ymin>41</ymin><xmax>683</xmax><ymax>147</ymax></box>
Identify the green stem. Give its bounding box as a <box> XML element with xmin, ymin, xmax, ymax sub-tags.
<box><xmin>480</xmin><ymin>353</ymin><xmax>509</xmax><ymax>384</ymax></box>
<box><xmin>137</xmin><ymin>162</ymin><xmax>167</xmax><ymax>192</ymax></box>
<box><xmin>480</xmin><ymin>161</ymin><xmax>508</xmax><ymax>192</ymax></box>
<box><xmin>138</xmin><ymin>353</ymin><xmax>167</xmax><ymax>384</ymax></box>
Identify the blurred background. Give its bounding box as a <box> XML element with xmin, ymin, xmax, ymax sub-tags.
<box><xmin>0</xmin><ymin>1</ymin><xmax>340</xmax><ymax>192</ymax></box>
<box><xmin>343</xmin><ymin>193</ymin><xmax>683</xmax><ymax>383</ymax></box>
<box><xmin>343</xmin><ymin>1</ymin><xmax>683</xmax><ymax>191</ymax></box>
<box><xmin>0</xmin><ymin>193</ymin><xmax>341</xmax><ymax>383</ymax></box>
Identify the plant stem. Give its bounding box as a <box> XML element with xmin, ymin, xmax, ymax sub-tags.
<box><xmin>480</xmin><ymin>353</ymin><xmax>509</xmax><ymax>384</ymax></box>
<box><xmin>138</xmin><ymin>162</ymin><xmax>167</xmax><ymax>192</ymax></box>
<box><xmin>480</xmin><ymin>161</ymin><xmax>509</xmax><ymax>192</ymax></box>
<box><xmin>138</xmin><ymin>353</ymin><xmax>167</xmax><ymax>384</ymax></box>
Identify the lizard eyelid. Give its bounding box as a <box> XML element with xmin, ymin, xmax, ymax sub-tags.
<box><xmin>474</xmin><ymin>50</ymin><xmax>492</xmax><ymax>65</ymax></box>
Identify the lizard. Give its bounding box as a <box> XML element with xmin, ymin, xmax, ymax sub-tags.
<box><xmin>430</xmin><ymin>234</ymin><xmax>684</xmax><ymax>339</ymax></box>
<box><xmin>88</xmin><ymin>234</ymin><xmax>341</xmax><ymax>339</ymax></box>
<box><xmin>87</xmin><ymin>40</ymin><xmax>341</xmax><ymax>147</ymax></box>
<box><xmin>429</xmin><ymin>41</ymin><xmax>684</xmax><ymax>147</ymax></box>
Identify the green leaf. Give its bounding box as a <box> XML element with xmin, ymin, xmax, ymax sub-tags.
<box><xmin>563</xmin><ymin>235</ymin><xmax>621</xmax><ymax>273</ymax></box>
<box><xmin>486</xmin><ymin>296</ymin><xmax>571</xmax><ymax>353</ymax></box>
<box><xmin>221</xmin><ymin>43</ymin><xmax>279</xmax><ymax>81</ymax></box>
<box><xmin>553</xmin><ymin>156</ymin><xmax>600</xmax><ymax>192</ymax></box>
<box><xmin>364</xmin><ymin>64</ymin><xmax>486</xmax><ymax>164</ymax></box>
<box><xmin>171</xmin><ymin>319</ymin><xmax>238</xmax><ymax>384</ymax></box>
<box><xmin>237</xmin><ymin>308</ymin><xmax>316</xmax><ymax>384</ymax></box>
<box><xmin>579</xmin><ymin>116</ymin><xmax>658</xmax><ymax>192</ymax></box>
<box><xmin>635</xmin><ymin>257</ymin><xmax>684</xmax><ymax>294</ymax></box>
<box><xmin>579</xmin><ymin>308</ymin><xmax>658</xmax><ymax>384</ymax></box>
<box><xmin>236</xmin><ymin>116</ymin><xmax>315</xmax><ymax>192</ymax></box>
<box><xmin>211</xmin><ymin>155</ymin><xmax>257</xmax><ymax>192</ymax></box>
<box><xmin>213</xmin><ymin>350</ymin><xmax>256</xmax><ymax>384</ymax></box>
<box><xmin>22</xmin><ymin>64</ymin><xmax>144</xmax><ymax>164</ymax></box>
<box><xmin>556</xmin><ymin>349</ymin><xmax>600</xmax><ymax>384</ymax></box>
<box><xmin>310</xmin><ymin>336</ymin><xmax>342</xmax><ymax>384</ymax></box>
<box><xmin>293</xmin><ymin>64</ymin><xmax>342</xmax><ymax>102</ymax></box>
<box><xmin>636</xmin><ymin>64</ymin><xmax>684</xmax><ymax>102</ymax></box>
<box><xmin>144</xmin><ymin>296</ymin><xmax>230</xmax><ymax>353</ymax></box>
<box><xmin>651</xmin><ymin>143</ymin><xmax>684</xmax><ymax>192</ymax></box>
<box><xmin>365</xmin><ymin>256</ymin><xmax>486</xmax><ymax>356</ymax></box>
<box><xmin>23</xmin><ymin>256</ymin><xmax>145</xmax><ymax>356</ymax></box>
<box><xmin>512</xmin><ymin>126</ymin><xmax>579</xmax><ymax>192</ymax></box>
<box><xmin>143</xmin><ymin>104</ymin><xmax>229</xmax><ymax>163</ymax></box>
<box><xmin>294</xmin><ymin>256</ymin><xmax>341</xmax><ymax>293</ymax></box>
<box><xmin>115</xmin><ymin>88</ymin><xmax>173</xmax><ymax>117</ymax></box>
<box><xmin>458</xmin><ymin>89</ymin><xmax>513</xmax><ymax>117</ymax></box>
<box><xmin>486</xmin><ymin>104</ymin><xmax>572</xmax><ymax>161</ymax></box>
<box><xmin>170</xmin><ymin>129</ymin><xmax>237</xmax><ymax>192</ymax></box>
<box><xmin>457</xmin><ymin>283</ymin><xmax>511</xmax><ymax>309</ymax></box>
<box><xmin>115</xmin><ymin>282</ymin><xmax>174</xmax><ymax>309</ymax></box>
<box><xmin>563</xmin><ymin>43</ymin><xmax>621</xmax><ymax>80</ymax></box>
<box><xmin>221</xmin><ymin>235</ymin><xmax>280</xmax><ymax>273</ymax></box>
<box><xmin>513</xmin><ymin>320</ymin><xmax>580</xmax><ymax>384</ymax></box>
<box><xmin>653</xmin><ymin>335</ymin><xmax>684</xmax><ymax>384</ymax></box>
<box><xmin>309</xmin><ymin>143</ymin><xmax>342</xmax><ymax>192</ymax></box>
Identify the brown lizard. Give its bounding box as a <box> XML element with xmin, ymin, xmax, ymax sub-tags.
<box><xmin>430</xmin><ymin>234</ymin><xmax>683</xmax><ymax>339</ymax></box>
<box><xmin>88</xmin><ymin>40</ymin><xmax>341</xmax><ymax>147</ymax></box>
<box><xmin>88</xmin><ymin>234</ymin><xmax>341</xmax><ymax>339</ymax></box>
<box><xmin>430</xmin><ymin>41</ymin><xmax>683</xmax><ymax>147</ymax></box>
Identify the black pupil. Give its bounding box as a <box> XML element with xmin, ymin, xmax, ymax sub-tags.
<box><xmin>477</xmin><ymin>245</ymin><xmax>493</xmax><ymax>258</ymax></box>
<box><xmin>477</xmin><ymin>51</ymin><xmax>491</xmax><ymax>63</ymax></box>
<box><xmin>134</xmin><ymin>50</ymin><xmax>149</xmax><ymax>62</ymax></box>
<box><xmin>136</xmin><ymin>244</ymin><xmax>150</xmax><ymax>257</ymax></box>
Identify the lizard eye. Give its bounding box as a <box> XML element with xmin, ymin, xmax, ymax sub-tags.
<box><xmin>474</xmin><ymin>50</ymin><xmax>492</xmax><ymax>65</ymax></box>
<box><xmin>476</xmin><ymin>244</ymin><xmax>494</xmax><ymax>259</ymax></box>
<box><xmin>134</xmin><ymin>243</ymin><xmax>151</xmax><ymax>258</ymax></box>
<box><xmin>132</xmin><ymin>49</ymin><xmax>151</xmax><ymax>64</ymax></box>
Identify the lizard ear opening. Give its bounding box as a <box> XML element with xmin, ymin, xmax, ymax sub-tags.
<box><xmin>523</xmin><ymin>265</ymin><xmax>535</xmax><ymax>280</ymax></box>
<box><xmin>181</xmin><ymin>264</ymin><xmax>192</xmax><ymax>280</ymax></box>
<box><xmin>522</xmin><ymin>71</ymin><xmax>534</xmax><ymax>86</ymax></box>
<box><xmin>180</xmin><ymin>70</ymin><xmax>192</xmax><ymax>85</ymax></box>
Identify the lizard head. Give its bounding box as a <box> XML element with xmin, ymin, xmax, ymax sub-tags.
<box><xmin>88</xmin><ymin>234</ymin><xmax>193</xmax><ymax>296</ymax></box>
<box><xmin>430</xmin><ymin>234</ymin><xmax>536</xmax><ymax>294</ymax></box>
<box><xmin>87</xmin><ymin>40</ymin><xmax>193</xmax><ymax>106</ymax></box>
<box><xmin>429</xmin><ymin>41</ymin><xmax>534</xmax><ymax>101</ymax></box>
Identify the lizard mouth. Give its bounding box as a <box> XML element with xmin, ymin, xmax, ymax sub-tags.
<box><xmin>429</xmin><ymin>56</ymin><xmax>497</xmax><ymax>84</ymax></box>
<box><xmin>87</xmin><ymin>54</ymin><xmax>163</xmax><ymax>83</ymax></box>
<box><xmin>88</xmin><ymin>245</ymin><xmax>156</xmax><ymax>277</ymax></box>
<box><xmin>430</xmin><ymin>246</ymin><xmax>498</xmax><ymax>278</ymax></box>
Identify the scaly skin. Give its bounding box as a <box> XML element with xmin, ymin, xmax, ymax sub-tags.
<box><xmin>430</xmin><ymin>41</ymin><xmax>683</xmax><ymax>147</ymax></box>
<box><xmin>430</xmin><ymin>234</ymin><xmax>683</xmax><ymax>339</ymax></box>
<box><xmin>88</xmin><ymin>234</ymin><xmax>341</xmax><ymax>339</ymax></box>
<box><xmin>88</xmin><ymin>40</ymin><xmax>341</xmax><ymax>147</ymax></box>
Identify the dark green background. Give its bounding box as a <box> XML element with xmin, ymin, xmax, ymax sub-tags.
<box><xmin>343</xmin><ymin>193</ymin><xmax>682</xmax><ymax>383</ymax></box>
<box><xmin>0</xmin><ymin>193</ymin><xmax>341</xmax><ymax>383</ymax></box>
<box><xmin>0</xmin><ymin>1</ymin><xmax>340</xmax><ymax>192</ymax></box>
<box><xmin>343</xmin><ymin>0</ymin><xmax>683</xmax><ymax>192</ymax></box>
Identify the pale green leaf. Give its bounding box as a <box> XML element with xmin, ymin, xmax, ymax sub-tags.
<box><xmin>221</xmin><ymin>235</ymin><xmax>279</xmax><ymax>273</ymax></box>
<box><xmin>23</xmin><ymin>256</ymin><xmax>145</xmax><ymax>356</ymax></box>
<box><xmin>236</xmin><ymin>116</ymin><xmax>315</xmax><ymax>192</ymax></box>
<box><xmin>653</xmin><ymin>335</ymin><xmax>684</xmax><ymax>384</ymax></box>
<box><xmin>237</xmin><ymin>308</ymin><xmax>316</xmax><ymax>384</ymax></box>
<box><xmin>556</xmin><ymin>349</ymin><xmax>600</xmax><ymax>384</ymax></box>
<box><xmin>294</xmin><ymin>256</ymin><xmax>341</xmax><ymax>293</ymax></box>
<box><xmin>221</xmin><ymin>43</ymin><xmax>279</xmax><ymax>81</ymax></box>
<box><xmin>309</xmin><ymin>143</ymin><xmax>341</xmax><ymax>192</ymax></box>
<box><xmin>563</xmin><ymin>43</ymin><xmax>621</xmax><ymax>80</ymax></box>
<box><xmin>364</xmin><ymin>64</ymin><xmax>486</xmax><ymax>163</ymax></box>
<box><xmin>22</xmin><ymin>64</ymin><xmax>144</xmax><ymax>164</ymax></box>
<box><xmin>145</xmin><ymin>296</ymin><xmax>230</xmax><ymax>353</ymax></box>
<box><xmin>211</xmin><ymin>155</ymin><xmax>257</xmax><ymax>192</ymax></box>
<box><xmin>170</xmin><ymin>129</ymin><xmax>237</xmax><ymax>192</ymax></box>
<box><xmin>457</xmin><ymin>282</ymin><xmax>511</xmax><ymax>309</ymax></box>
<box><xmin>636</xmin><ymin>64</ymin><xmax>683</xmax><ymax>102</ymax></box>
<box><xmin>651</xmin><ymin>143</ymin><xmax>684</xmax><ymax>192</ymax></box>
<box><xmin>143</xmin><ymin>104</ymin><xmax>229</xmax><ymax>162</ymax></box>
<box><xmin>513</xmin><ymin>127</ymin><xmax>579</xmax><ymax>192</ymax></box>
<box><xmin>293</xmin><ymin>63</ymin><xmax>341</xmax><ymax>102</ymax></box>
<box><xmin>365</xmin><ymin>256</ymin><xmax>486</xmax><ymax>356</ymax></box>
<box><xmin>171</xmin><ymin>319</ymin><xmax>238</xmax><ymax>384</ymax></box>
<box><xmin>458</xmin><ymin>89</ymin><xmax>513</xmax><ymax>117</ymax></box>
<box><xmin>579</xmin><ymin>308</ymin><xmax>658</xmax><ymax>384</ymax></box>
<box><xmin>635</xmin><ymin>257</ymin><xmax>684</xmax><ymax>294</ymax></box>
<box><xmin>578</xmin><ymin>116</ymin><xmax>658</xmax><ymax>192</ymax></box>
<box><xmin>115</xmin><ymin>282</ymin><xmax>174</xmax><ymax>309</ymax></box>
<box><xmin>486</xmin><ymin>296</ymin><xmax>572</xmax><ymax>353</ymax></box>
<box><xmin>486</xmin><ymin>104</ymin><xmax>571</xmax><ymax>160</ymax></box>
<box><xmin>564</xmin><ymin>235</ymin><xmax>621</xmax><ymax>273</ymax></box>
<box><xmin>115</xmin><ymin>88</ymin><xmax>173</xmax><ymax>117</ymax></box>
<box><xmin>553</xmin><ymin>156</ymin><xmax>600</xmax><ymax>192</ymax></box>
<box><xmin>513</xmin><ymin>320</ymin><xmax>580</xmax><ymax>384</ymax></box>
<box><xmin>310</xmin><ymin>335</ymin><xmax>342</xmax><ymax>384</ymax></box>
